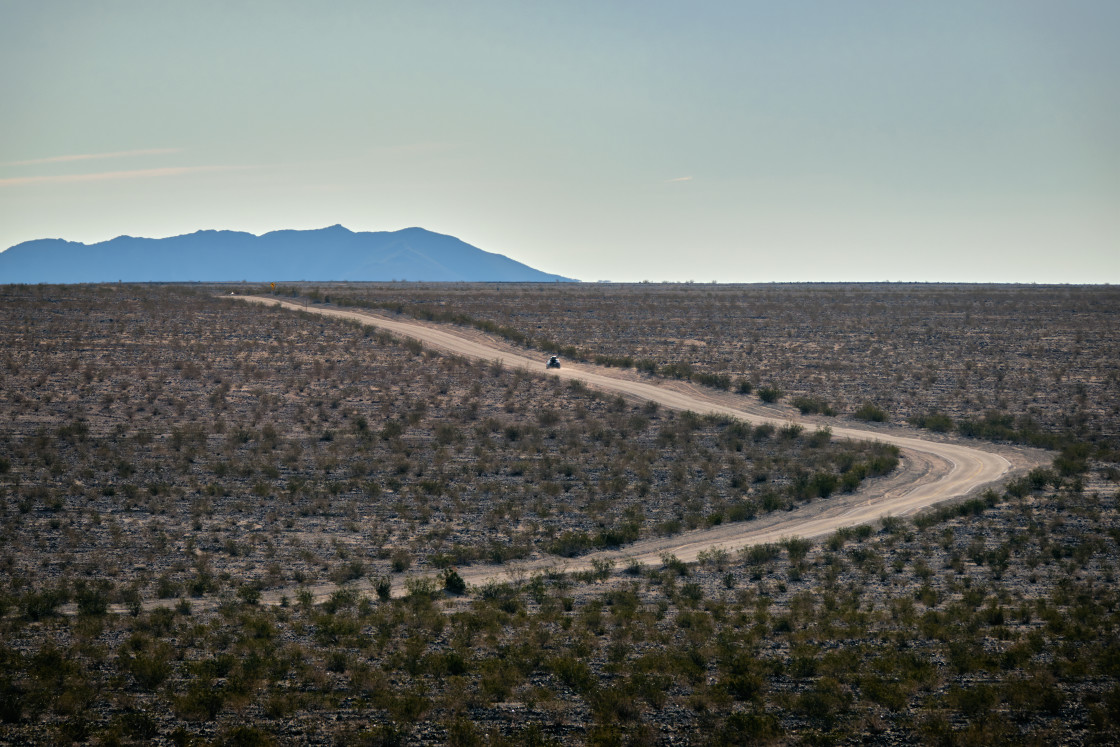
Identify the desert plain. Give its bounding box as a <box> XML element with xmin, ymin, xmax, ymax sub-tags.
<box><xmin>1</xmin><ymin>282</ymin><xmax>1118</xmax><ymax>745</ymax></box>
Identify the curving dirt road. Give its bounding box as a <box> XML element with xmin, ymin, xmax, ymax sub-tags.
<box><xmin>229</xmin><ymin>295</ymin><xmax>1046</xmax><ymax>599</ymax></box>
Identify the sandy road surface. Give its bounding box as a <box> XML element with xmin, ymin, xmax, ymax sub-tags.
<box><xmin>216</xmin><ymin>296</ymin><xmax>1044</xmax><ymax>601</ymax></box>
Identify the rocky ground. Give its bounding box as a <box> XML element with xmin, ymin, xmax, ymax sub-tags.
<box><xmin>1</xmin><ymin>283</ymin><xmax>1117</xmax><ymax>745</ymax></box>
<box><xmin>314</xmin><ymin>282</ymin><xmax>1120</xmax><ymax>452</ymax></box>
<box><xmin>1</xmin><ymin>285</ymin><xmax>898</xmax><ymax>601</ymax></box>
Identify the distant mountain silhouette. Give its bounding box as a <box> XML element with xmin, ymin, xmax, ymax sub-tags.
<box><xmin>0</xmin><ymin>225</ymin><xmax>577</xmax><ymax>283</ymax></box>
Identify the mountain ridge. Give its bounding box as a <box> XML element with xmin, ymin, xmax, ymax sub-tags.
<box><xmin>0</xmin><ymin>226</ymin><xmax>577</xmax><ymax>283</ymax></box>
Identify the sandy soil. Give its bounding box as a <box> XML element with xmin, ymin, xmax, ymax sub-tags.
<box><xmin>232</xmin><ymin>295</ymin><xmax>1050</xmax><ymax>600</ymax></box>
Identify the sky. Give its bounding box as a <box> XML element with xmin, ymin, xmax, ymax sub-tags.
<box><xmin>1</xmin><ymin>1</ymin><xmax>1117</xmax><ymax>283</ymax></box>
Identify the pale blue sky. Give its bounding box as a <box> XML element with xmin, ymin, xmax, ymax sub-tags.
<box><xmin>2</xmin><ymin>1</ymin><xmax>1117</xmax><ymax>282</ymax></box>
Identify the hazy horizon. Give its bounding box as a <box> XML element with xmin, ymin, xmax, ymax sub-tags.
<box><xmin>2</xmin><ymin>1</ymin><xmax>1117</xmax><ymax>283</ymax></box>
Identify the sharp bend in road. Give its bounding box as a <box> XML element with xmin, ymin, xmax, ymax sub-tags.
<box><xmin>231</xmin><ymin>296</ymin><xmax>1032</xmax><ymax>597</ymax></box>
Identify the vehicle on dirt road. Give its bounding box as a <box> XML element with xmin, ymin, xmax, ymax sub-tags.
<box><xmin>546</xmin><ymin>356</ymin><xmax>561</xmax><ymax>369</ymax></box>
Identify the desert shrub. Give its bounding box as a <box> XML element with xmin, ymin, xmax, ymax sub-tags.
<box><xmin>697</xmin><ymin>546</ymin><xmax>730</xmax><ymax>569</ymax></box>
<box><xmin>549</xmin><ymin>530</ymin><xmax>594</xmax><ymax>557</ymax></box>
<box><xmin>120</xmin><ymin>644</ymin><xmax>174</xmax><ymax>690</ymax></box>
<box><xmin>1027</xmin><ymin>467</ymin><xmax>1059</xmax><ymax>490</ymax></box>
<box><xmin>735</xmin><ymin>379</ymin><xmax>753</xmax><ymax>394</ymax></box>
<box><xmin>807</xmin><ymin>472</ymin><xmax>839</xmax><ymax>498</ymax></box>
<box><xmin>909</xmin><ymin>411</ymin><xmax>955</xmax><ymax>432</ymax></box>
<box><xmin>442</xmin><ymin>568</ymin><xmax>467</xmax><ymax>594</ymax></box>
<box><xmin>853</xmin><ymin>403</ymin><xmax>888</xmax><ymax>422</ymax></box>
<box><xmin>117</xmin><ymin>712</ymin><xmax>159</xmax><ymax>740</ymax></box>
<box><xmin>795</xmin><ymin>676</ymin><xmax>851</xmax><ymax>726</ymax></box>
<box><xmin>548</xmin><ymin>655</ymin><xmax>597</xmax><ymax>695</ymax></box>
<box><xmin>156</xmin><ymin>574</ymin><xmax>182</xmax><ymax>599</ymax></box>
<box><xmin>1054</xmin><ymin>442</ymin><xmax>1091</xmax><ymax>476</ymax></box>
<box><xmin>778</xmin><ymin>422</ymin><xmax>803</xmax><ymax>440</ymax></box>
<box><xmin>596</xmin><ymin>522</ymin><xmax>640</xmax><ymax>549</ymax></box>
<box><xmin>237</xmin><ymin>585</ymin><xmax>261</xmax><ymax>605</ymax></box>
<box><xmin>782</xmin><ymin>536</ymin><xmax>813</xmax><ymax>562</ymax></box>
<box><xmin>322</xmin><ymin>587</ymin><xmax>359</xmax><ymax>614</ymax></box>
<box><xmin>757</xmin><ymin>386</ymin><xmax>782</xmax><ymax>404</ymax></box>
<box><xmin>739</xmin><ymin>543</ymin><xmax>782</xmax><ymax>565</ymax></box>
<box><xmin>913</xmin><ymin>489</ymin><xmax>1002</xmax><ymax>529</ymax></box>
<box><xmin>792</xmin><ymin>396</ymin><xmax>836</xmax><ymax>416</ymax></box>
<box><xmin>880</xmin><ymin>515</ymin><xmax>906</xmax><ymax>534</ymax></box>
<box><xmin>661</xmin><ymin>553</ymin><xmax>690</xmax><ymax>576</ymax></box>
<box><xmin>692</xmin><ymin>371</ymin><xmax>731</xmax><ymax>389</ymax></box>
<box><xmin>720</xmin><ymin>653</ymin><xmax>765</xmax><ymax>702</ymax></box>
<box><xmin>175</xmin><ymin>683</ymin><xmax>225</xmax><ymax>721</ymax></box>
<box><xmin>955</xmin><ymin>410</ymin><xmax>1077</xmax><ymax>450</ymax></box>
<box><xmin>659</xmin><ymin>361</ymin><xmax>693</xmax><ymax>380</ymax></box>
<box><xmin>720</xmin><ymin>712</ymin><xmax>782</xmax><ymax>742</ymax></box>
<box><xmin>188</xmin><ymin>570</ymin><xmax>218</xmax><ymax>597</ymax></box>
<box><xmin>390</xmin><ymin>549</ymin><xmax>412</xmax><ymax>573</ymax></box>
<box><xmin>804</xmin><ymin>427</ymin><xmax>832</xmax><ymax>448</ymax></box>
<box><xmin>727</xmin><ymin>499</ymin><xmax>757</xmax><ymax>522</ymax></box>
<box><xmin>590</xmin><ymin>558</ymin><xmax>615</xmax><ymax>581</ymax></box>
<box><xmin>404</xmin><ymin>576</ymin><xmax>437</xmax><ymax>601</ymax></box>
<box><xmin>218</xmin><ymin>725</ymin><xmax>275</xmax><ymax>746</ymax></box>
<box><xmin>21</xmin><ymin>587</ymin><xmax>66</xmax><ymax>621</ymax></box>
<box><xmin>380</xmin><ymin>420</ymin><xmax>404</xmax><ymax>440</ymax></box>
<box><xmin>74</xmin><ymin>579</ymin><xmax>111</xmax><ymax>616</ymax></box>
<box><xmin>332</xmin><ymin>559</ymin><xmax>366</xmax><ymax>584</ymax></box>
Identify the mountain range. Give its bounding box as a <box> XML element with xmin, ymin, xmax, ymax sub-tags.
<box><xmin>0</xmin><ymin>225</ymin><xmax>576</xmax><ymax>283</ymax></box>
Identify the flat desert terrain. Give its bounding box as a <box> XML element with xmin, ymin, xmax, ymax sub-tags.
<box><xmin>1</xmin><ymin>283</ymin><xmax>1117</xmax><ymax>745</ymax></box>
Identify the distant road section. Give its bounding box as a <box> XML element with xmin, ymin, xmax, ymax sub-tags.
<box><xmin>233</xmin><ymin>295</ymin><xmax>1042</xmax><ymax>595</ymax></box>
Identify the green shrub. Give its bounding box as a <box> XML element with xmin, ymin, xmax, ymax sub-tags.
<box><xmin>782</xmin><ymin>536</ymin><xmax>813</xmax><ymax>562</ymax></box>
<box><xmin>757</xmin><ymin>386</ymin><xmax>783</xmax><ymax>404</ymax></box>
<box><xmin>21</xmin><ymin>588</ymin><xmax>66</xmax><ymax>621</ymax></box>
<box><xmin>720</xmin><ymin>654</ymin><xmax>765</xmax><ymax>702</ymax></box>
<box><xmin>779</xmin><ymin>423</ymin><xmax>804</xmax><ymax>440</ymax></box>
<box><xmin>659</xmin><ymin>361</ymin><xmax>693</xmax><ymax>380</ymax></box>
<box><xmin>660</xmin><ymin>553</ymin><xmax>690</xmax><ymax>576</ymax></box>
<box><xmin>909</xmin><ymin>411</ymin><xmax>954</xmax><ymax>432</ymax></box>
<box><xmin>721</xmin><ymin>712</ymin><xmax>782</xmax><ymax>741</ymax></box>
<box><xmin>175</xmin><ymin>683</ymin><xmax>225</xmax><ymax>721</ymax></box>
<box><xmin>740</xmin><ymin>543</ymin><xmax>782</xmax><ymax>565</ymax></box>
<box><xmin>218</xmin><ymin>725</ymin><xmax>275</xmax><ymax>746</ymax></box>
<box><xmin>121</xmin><ymin>648</ymin><xmax>173</xmax><ymax>690</ymax></box>
<box><xmin>390</xmin><ymin>549</ymin><xmax>412</xmax><ymax>573</ymax></box>
<box><xmin>118</xmin><ymin>712</ymin><xmax>159</xmax><ymax>739</ymax></box>
<box><xmin>806</xmin><ymin>427</ymin><xmax>832</xmax><ymax>447</ymax></box>
<box><xmin>692</xmin><ymin>371</ymin><xmax>731</xmax><ymax>389</ymax></box>
<box><xmin>727</xmin><ymin>499</ymin><xmax>758</xmax><ymax>522</ymax></box>
<box><xmin>237</xmin><ymin>585</ymin><xmax>261</xmax><ymax>605</ymax></box>
<box><xmin>548</xmin><ymin>656</ymin><xmax>596</xmax><ymax>695</ymax></box>
<box><xmin>791</xmin><ymin>396</ymin><xmax>835</xmax><ymax>416</ymax></box>
<box><xmin>853</xmin><ymin>403</ymin><xmax>888</xmax><ymax>422</ymax></box>
<box><xmin>74</xmin><ymin>579</ymin><xmax>110</xmax><ymax>616</ymax></box>
<box><xmin>549</xmin><ymin>530</ymin><xmax>594</xmax><ymax>557</ymax></box>
<box><xmin>442</xmin><ymin>568</ymin><xmax>467</xmax><ymax>595</ymax></box>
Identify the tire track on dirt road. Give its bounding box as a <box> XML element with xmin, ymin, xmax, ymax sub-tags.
<box><xmin>209</xmin><ymin>296</ymin><xmax>1044</xmax><ymax>602</ymax></box>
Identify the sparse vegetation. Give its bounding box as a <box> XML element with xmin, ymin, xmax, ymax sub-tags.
<box><xmin>0</xmin><ymin>282</ymin><xmax>1116</xmax><ymax>744</ymax></box>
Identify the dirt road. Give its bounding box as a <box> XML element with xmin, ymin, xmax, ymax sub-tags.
<box><xmin>230</xmin><ymin>295</ymin><xmax>1045</xmax><ymax>599</ymax></box>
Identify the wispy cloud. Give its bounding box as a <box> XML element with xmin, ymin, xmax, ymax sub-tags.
<box><xmin>2</xmin><ymin>148</ymin><xmax>182</xmax><ymax>167</ymax></box>
<box><xmin>665</xmin><ymin>176</ymin><xmax>694</xmax><ymax>183</ymax></box>
<box><xmin>0</xmin><ymin>165</ymin><xmax>251</xmax><ymax>187</ymax></box>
